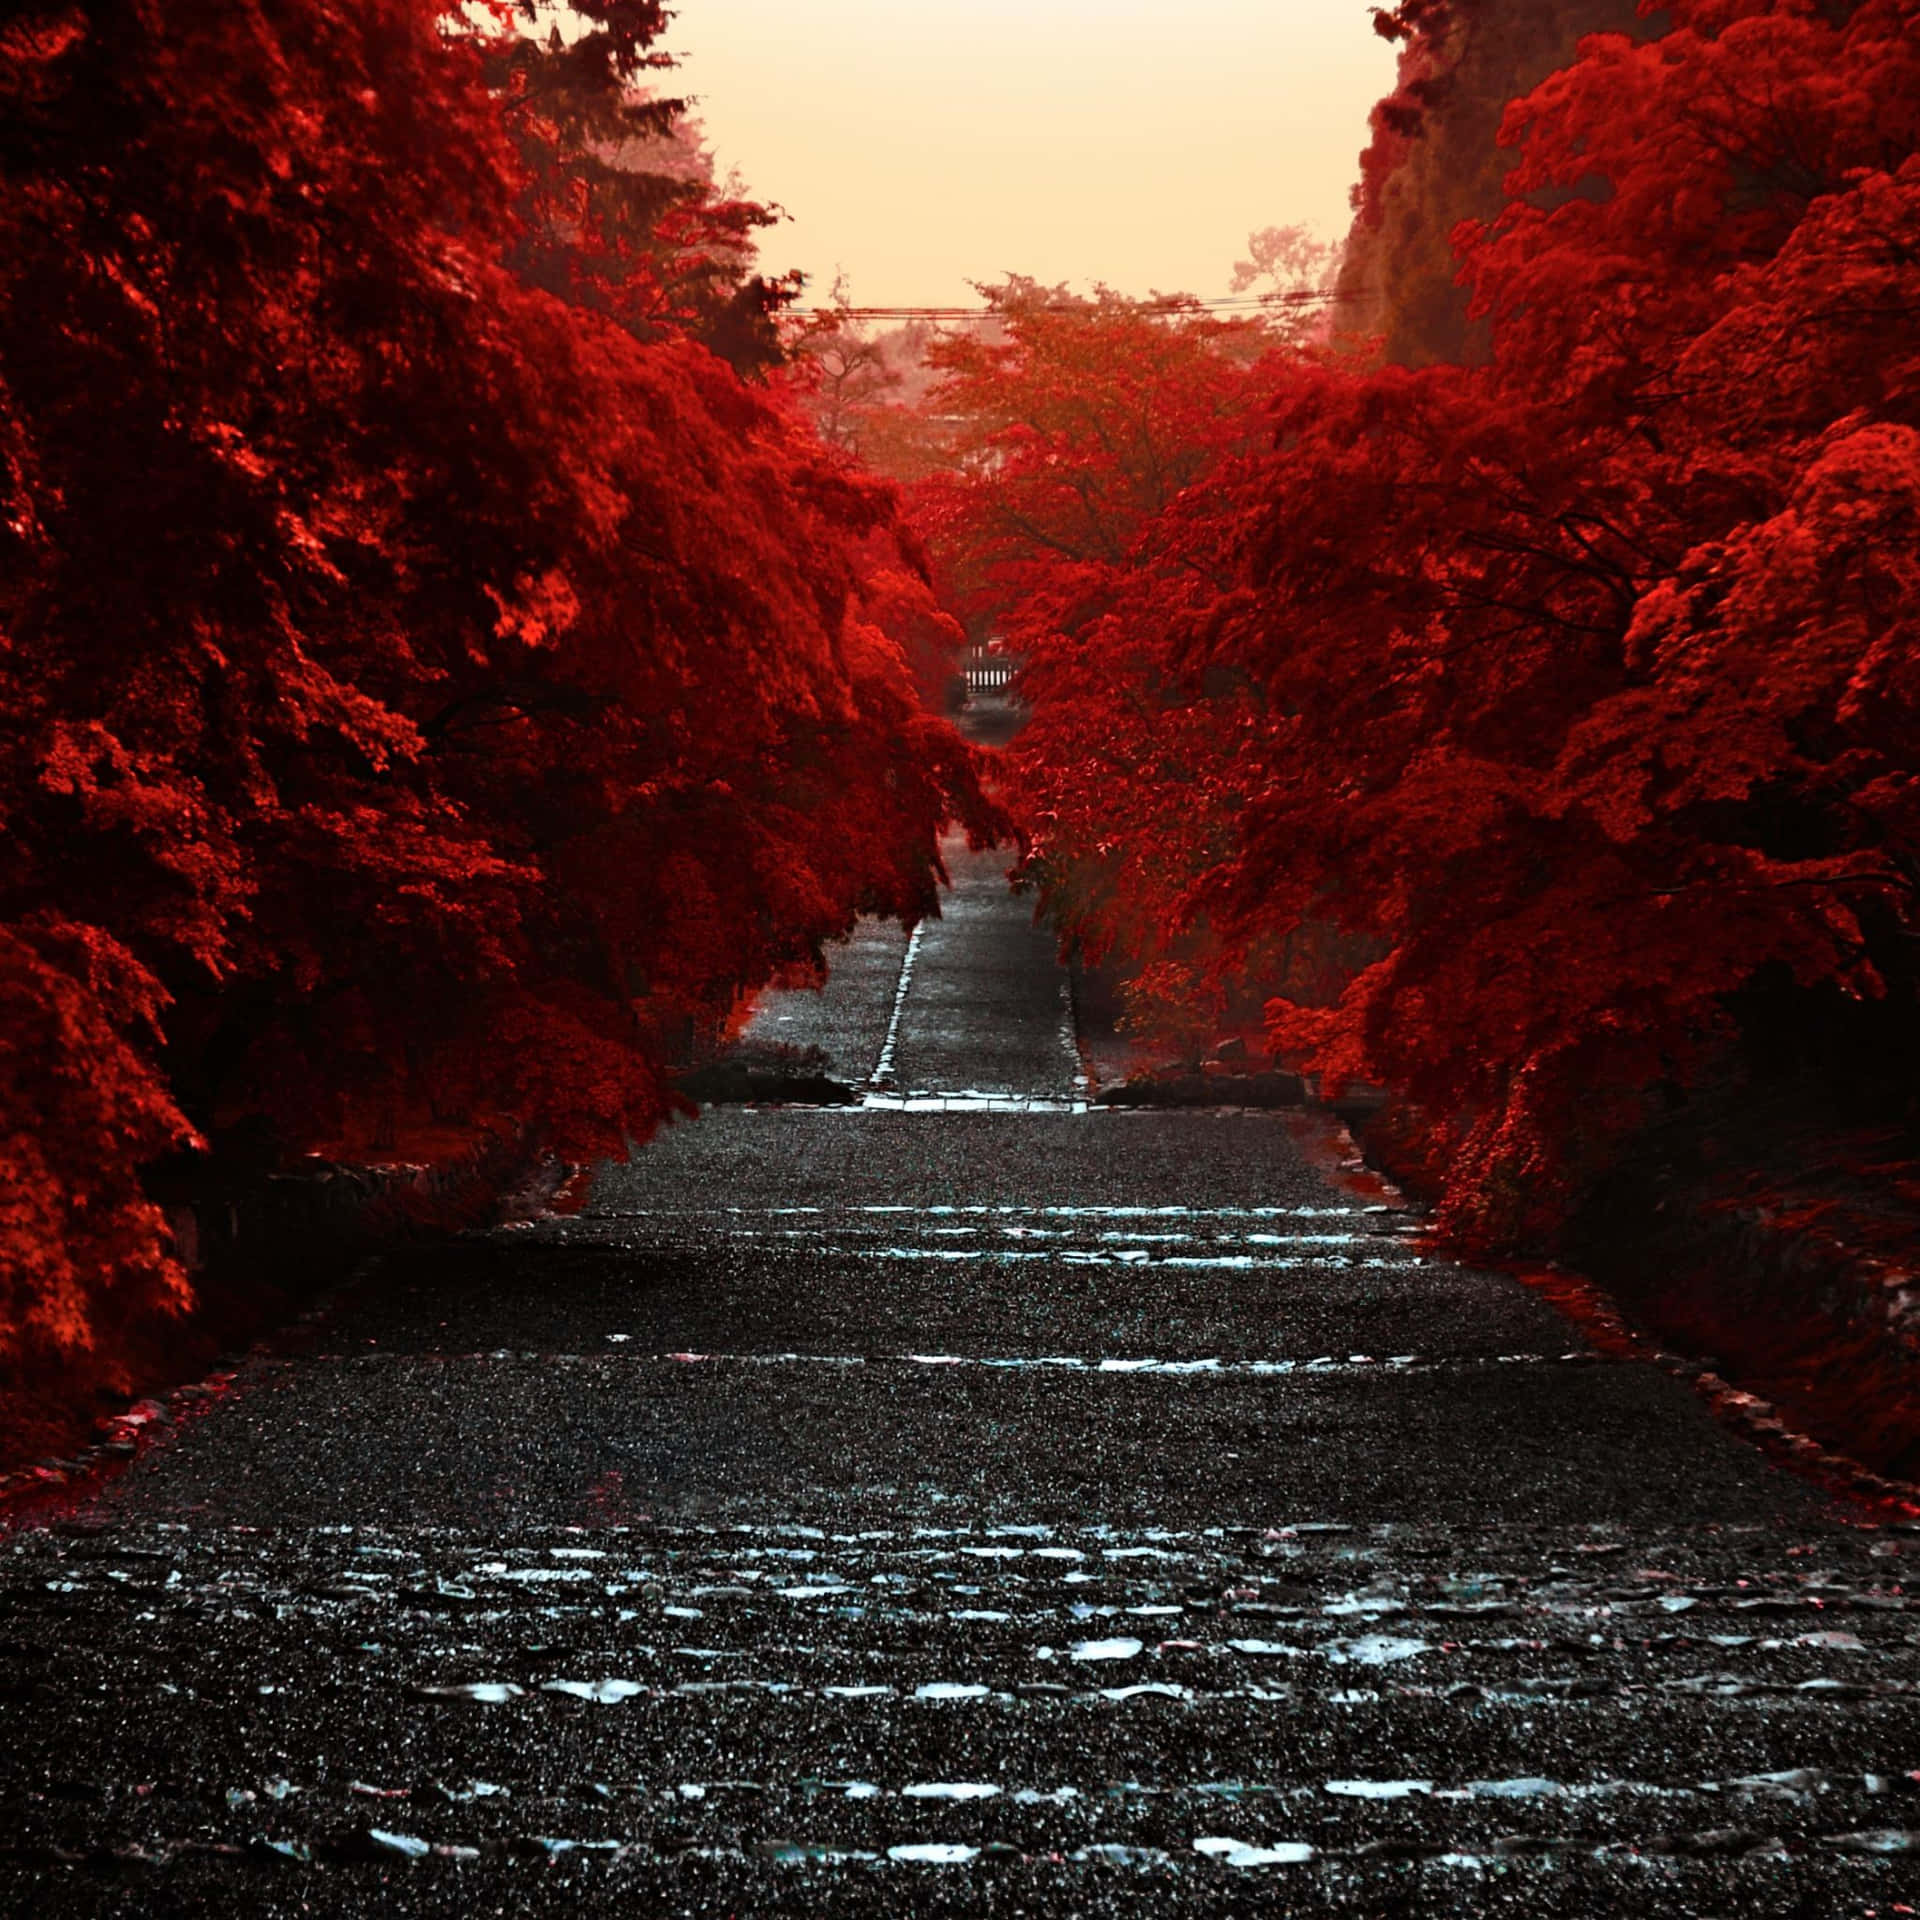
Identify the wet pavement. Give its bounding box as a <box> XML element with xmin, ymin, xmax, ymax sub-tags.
<box><xmin>5</xmin><ymin>840</ymin><xmax>1920</xmax><ymax>1915</ymax></box>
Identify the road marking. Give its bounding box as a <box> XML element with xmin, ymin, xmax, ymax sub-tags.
<box><xmin>867</xmin><ymin>922</ymin><xmax>924</xmax><ymax>1089</ymax></box>
<box><xmin>307</xmin><ymin>1350</ymin><xmax>1600</xmax><ymax>1374</ymax></box>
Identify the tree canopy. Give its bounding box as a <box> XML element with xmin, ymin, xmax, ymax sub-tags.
<box><xmin>0</xmin><ymin>0</ymin><xmax>995</xmax><ymax>1380</ymax></box>
<box><xmin>917</xmin><ymin>0</ymin><xmax>1920</xmax><ymax>1248</ymax></box>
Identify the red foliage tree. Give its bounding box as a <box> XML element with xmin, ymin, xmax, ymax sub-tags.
<box><xmin>974</xmin><ymin>0</ymin><xmax>1920</xmax><ymax>1247</ymax></box>
<box><xmin>909</xmin><ymin>284</ymin><xmax>1364</xmax><ymax>1058</ymax></box>
<box><xmin>1219</xmin><ymin>0</ymin><xmax>1920</xmax><ymax>1244</ymax></box>
<box><xmin>1337</xmin><ymin>0</ymin><xmax>1654</xmax><ymax>366</ymax></box>
<box><xmin>484</xmin><ymin>2</ymin><xmax>800</xmax><ymax>375</ymax></box>
<box><xmin>0</xmin><ymin>1</ymin><xmax>994</xmax><ymax>1384</ymax></box>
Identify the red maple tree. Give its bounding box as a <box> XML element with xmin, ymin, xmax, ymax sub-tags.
<box><xmin>0</xmin><ymin>0</ymin><xmax>994</xmax><ymax>1385</ymax></box>
<box><xmin>907</xmin><ymin>284</ymin><xmax>1326</xmax><ymax>1057</ymax></box>
<box><xmin>933</xmin><ymin>0</ymin><xmax>1920</xmax><ymax>1248</ymax></box>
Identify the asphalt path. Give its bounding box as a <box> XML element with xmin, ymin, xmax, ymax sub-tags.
<box><xmin>3</xmin><ymin>838</ymin><xmax>1918</xmax><ymax>1916</ymax></box>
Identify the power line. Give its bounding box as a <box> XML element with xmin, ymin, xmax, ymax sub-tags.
<box><xmin>787</xmin><ymin>288</ymin><xmax>1356</xmax><ymax>321</ymax></box>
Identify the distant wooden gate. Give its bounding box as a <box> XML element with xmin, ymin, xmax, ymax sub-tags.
<box><xmin>961</xmin><ymin>644</ymin><xmax>1020</xmax><ymax>699</ymax></box>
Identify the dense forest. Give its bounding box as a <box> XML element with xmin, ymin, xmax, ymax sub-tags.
<box><xmin>897</xmin><ymin>0</ymin><xmax>1920</xmax><ymax>1253</ymax></box>
<box><xmin>4</xmin><ymin>0</ymin><xmax>1917</xmax><ymax>1413</ymax></box>
<box><xmin>0</xmin><ymin>0</ymin><xmax>997</xmax><ymax>1390</ymax></box>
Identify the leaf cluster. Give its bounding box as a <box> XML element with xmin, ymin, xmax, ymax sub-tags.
<box><xmin>925</xmin><ymin>0</ymin><xmax>1920</xmax><ymax>1249</ymax></box>
<box><xmin>0</xmin><ymin>0</ymin><xmax>996</xmax><ymax>1374</ymax></box>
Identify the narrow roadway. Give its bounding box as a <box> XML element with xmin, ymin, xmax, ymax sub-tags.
<box><xmin>3</xmin><ymin>841</ymin><xmax>1917</xmax><ymax>1915</ymax></box>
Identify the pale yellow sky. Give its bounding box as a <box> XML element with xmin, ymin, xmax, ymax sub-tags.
<box><xmin>664</xmin><ymin>1</ymin><xmax>1399</xmax><ymax>308</ymax></box>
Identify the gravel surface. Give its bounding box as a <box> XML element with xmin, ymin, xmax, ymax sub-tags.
<box><xmin>3</xmin><ymin>840</ymin><xmax>1917</xmax><ymax>1916</ymax></box>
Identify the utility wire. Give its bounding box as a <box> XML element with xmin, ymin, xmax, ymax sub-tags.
<box><xmin>788</xmin><ymin>288</ymin><xmax>1356</xmax><ymax>320</ymax></box>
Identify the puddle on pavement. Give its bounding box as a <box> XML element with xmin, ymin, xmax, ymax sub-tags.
<box><xmin>541</xmin><ymin>1679</ymin><xmax>647</xmax><ymax>1703</ymax></box>
<box><xmin>1193</xmin><ymin>1836</ymin><xmax>1316</xmax><ymax>1867</ymax></box>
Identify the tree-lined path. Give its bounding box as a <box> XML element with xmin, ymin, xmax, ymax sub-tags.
<box><xmin>3</xmin><ymin>846</ymin><xmax>1916</xmax><ymax>1915</ymax></box>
